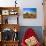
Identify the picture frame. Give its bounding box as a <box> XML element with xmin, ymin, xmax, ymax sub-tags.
<box><xmin>9</xmin><ymin>10</ymin><xmax>18</xmax><ymax>15</ymax></box>
<box><xmin>23</xmin><ymin>8</ymin><xmax>37</xmax><ymax>18</ymax></box>
<box><xmin>2</xmin><ymin>10</ymin><xmax>9</xmax><ymax>15</ymax></box>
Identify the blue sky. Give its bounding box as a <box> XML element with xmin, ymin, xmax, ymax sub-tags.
<box><xmin>23</xmin><ymin>8</ymin><xmax>36</xmax><ymax>13</ymax></box>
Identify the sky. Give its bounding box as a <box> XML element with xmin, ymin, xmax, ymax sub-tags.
<box><xmin>23</xmin><ymin>8</ymin><xmax>36</xmax><ymax>14</ymax></box>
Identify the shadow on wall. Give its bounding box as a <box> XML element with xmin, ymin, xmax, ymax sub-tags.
<box><xmin>18</xmin><ymin>26</ymin><xmax>44</xmax><ymax>44</ymax></box>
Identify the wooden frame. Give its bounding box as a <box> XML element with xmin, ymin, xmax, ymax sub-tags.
<box><xmin>0</xmin><ymin>7</ymin><xmax>19</xmax><ymax>24</ymax></box>
<box><xmin>0</xmin><ymin>24</ymin><xmax>20</xmax><ymax>32</ymax></box>
<box><xmin>0</xmin><ymin>7</ymin><xmax>19</xmax><ymax>46</ymax></box>
<box><xmin>0</xmin><ymin>7</ymin><xmax>19</xmax><ymax>16</ymax></box>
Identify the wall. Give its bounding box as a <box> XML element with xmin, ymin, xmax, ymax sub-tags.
<box><xmin>18</xmin><ymin>0</ymin><xmax>44</xmax><ymax>26</ymax></box>
<box><xmin>0</xmin><ymin>0</ymin><xmax>44</xmax><ymax>26</ymax></box>
<box><xmin>0</xmin><ymin>0</ymin><xmax>15</xmax><ymax>7</ymax></box>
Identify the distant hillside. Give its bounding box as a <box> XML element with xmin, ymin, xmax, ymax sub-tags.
<box><xmin>23</xmin><ymin>13</ymin><xmax>36</xmax><ymax>18</ymax></box>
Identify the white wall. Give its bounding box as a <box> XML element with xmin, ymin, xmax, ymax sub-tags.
<box><xmin>18</xmin><ymin>0</ymin><xmax>44</xmax><ymax>26</ymax></box>
<box><xmin>0</xmin><ymin>0</ymin><xmax>44</xmax><ymax>26</ymax></box>
<box><xmin>0</xmin><ymin>0</ymin><xmax>15</xmax><ymax>7</ymax></box>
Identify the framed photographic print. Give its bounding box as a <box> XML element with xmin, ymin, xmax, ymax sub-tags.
<box><xmin>9</xmin><ymin>9</ymin><xmax>17</xmax><ymax>15</ymax></box>
<box><xmin>10</xmin><ymin>11</ymin><xmax>15</xmax><ymax>15</ymax></box>
<box><xmin>2</xmin><ymin>10</ymin><xmax>9</xmax><ymax>15</ymax></box>
<box><xmin>23</xmin><ymin>8</ymin><xmax>37</xmax><ymax>18</ymax></box>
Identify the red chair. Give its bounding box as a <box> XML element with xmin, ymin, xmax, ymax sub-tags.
<box><xmin>21</xmin><ymin>28</ymin><xmax>41</xmax><ymax>46</ymax></box>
